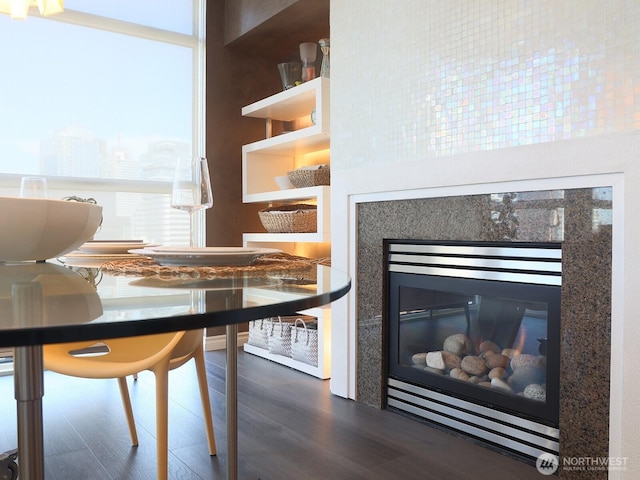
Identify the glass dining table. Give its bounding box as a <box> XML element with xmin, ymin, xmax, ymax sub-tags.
<box><xmin>0</xmin><ymin>259</ymin><xmax>351</xmax><ymax>480</ymax></box>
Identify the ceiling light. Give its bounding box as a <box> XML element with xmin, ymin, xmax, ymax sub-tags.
<box><xmin>0</xmin><ymin>0</ymin><xmax>64</xmax><ymax>19</ymax></box>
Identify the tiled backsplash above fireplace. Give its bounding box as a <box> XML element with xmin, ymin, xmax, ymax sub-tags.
<box><xmin>356</xmin><ymin>188</ymin><xmax>612</xmax><ymax>476</ymax></box>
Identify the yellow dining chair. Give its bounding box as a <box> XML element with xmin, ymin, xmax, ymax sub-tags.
<box><xmin>43</xmin><ymin>329</ymin><xmax>216</xmax><ymax>480</ymax></box>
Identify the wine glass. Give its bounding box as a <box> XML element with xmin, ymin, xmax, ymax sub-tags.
<box><xmin>20</xmin><ymin>176</ymin><xmax>48</xmax><ymax>198</ymax></box>
<box><xmin>171</xmin><ymin>156</ymin><xmax>213</xmax><ymax>247</ymax></box>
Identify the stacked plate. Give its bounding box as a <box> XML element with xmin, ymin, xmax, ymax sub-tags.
<box><xmin>61</xmin><ymin>240</ymin><xmax>153</xmax><ymax>267</ymax></box>
<box><xmin>129</xmin><ymin>246</ymin><xmax>281</xmax><ymax>266</ymax></box>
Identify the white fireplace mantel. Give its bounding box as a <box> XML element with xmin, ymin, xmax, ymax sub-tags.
<box><xmin>329</xmin><ymin>131</ymin><xmax>639</xmax><ymax>478</ymax></box>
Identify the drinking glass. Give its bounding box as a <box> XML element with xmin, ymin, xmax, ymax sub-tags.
<box><xmin>299</xmin><ymin>42</ymin><xmax>317</xmax><ymax>82</ymax></box>
<box><xmin>277</xmin><ymin>62</ymin><xmax>301</xmax><ymax>90</ymax></box>
<box><xmin>171</xmin><ymin>157</ymin><xmax>213</xmax><ymax>247</ymax></box>
<box><xmin>20</xmin><ymin>176</ymin><xmax>48</xmax><ymax>198</ymax></box>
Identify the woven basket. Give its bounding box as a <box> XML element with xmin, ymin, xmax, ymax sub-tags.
<box><xmin>258</xmin><ymin>204</ymin><xmax>317</xmax><ymax>233</ymax></box>
<box><xmin>291</xmin><ymin>318</ymin><xmax>319</xmax><ymax>366</ymax></box>
<box><xmin>268</xmin><ymin>316</ymin><xmax>295</xmax><ymax>357</ymax></box>
<box><xmin>287</xmin><ymin>165</ymin><xmax>330</xmax><ymax>188</ymax></box>
<box><xmin>247</xmin><ymin>318</ymin><xmax>270</xmax><ymax>349</ymax></box>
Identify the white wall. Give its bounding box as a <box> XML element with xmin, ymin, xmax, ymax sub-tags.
<box><xmin>329</xmin><ymin>1</ymin><xmax>640</xmax><ymax>478</ymax></box>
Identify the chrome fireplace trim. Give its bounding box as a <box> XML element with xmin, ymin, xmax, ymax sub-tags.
<box><xmin>387</xmin><ymin>242</ymin><xmax>562</xmax><ymax>286</ymax></box>
<box><xmin>388</xmin><ymin>378</ymin><xmax>560</xmax><ymax>460</ymax></box>
<box><xmin>384</xmin><ymin>240</ymin><xmax>562</xmax><ymax>462</ymax></box>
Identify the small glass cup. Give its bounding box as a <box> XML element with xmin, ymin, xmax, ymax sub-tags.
<box><xmin>20</xmin><ymin>176</ymin><xmax>48</xmax><ymax>198</ymax></box>
<box><xmin>277</xmin><ymin>62</ymin><xmax>302</xmax><ymax>90</ymax></box>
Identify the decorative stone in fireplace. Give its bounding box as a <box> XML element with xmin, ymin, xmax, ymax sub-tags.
<box><xmin>356</xmin><ymin>188</ymin><xmax>611</xmax><ymax>476</ymax></box>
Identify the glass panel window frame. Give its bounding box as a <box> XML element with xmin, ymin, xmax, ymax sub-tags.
<box><xmin>0</xmin><ymin>0</ymin><xmax>207</xmax><ymax>247</ymax></box>
<box><xmin>0</xmin><ymin>1</ymin><xmax>206</xmax><ymax>372</ymax></box>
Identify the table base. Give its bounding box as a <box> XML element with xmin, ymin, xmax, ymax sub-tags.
<box><xmin>14</xmin><ymin>345</ymin><xmax>45</xmax><ymax>480</ymax></box>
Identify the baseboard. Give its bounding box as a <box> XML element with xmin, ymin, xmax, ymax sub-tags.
<box><xmin>204</xmin><ymin>332</ymin><xmax>249</xmax><ymax>351</ymax></box>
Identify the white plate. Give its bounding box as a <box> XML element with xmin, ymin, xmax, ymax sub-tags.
<box><xmin>129</xmin><ymin>247</ymin><xmax>281</xmax><ymax>266</ymax></box>
<box><xmin>77</xmin><ymin>241</ymin><xmax>152</xmax><ymax>255</ymax></box>
<box><xmin>150</xmin><ymin>246</ymin><xmax>259</xmax><ymax>254</ymax></box>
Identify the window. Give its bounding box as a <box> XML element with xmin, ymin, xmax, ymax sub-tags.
<box><xmin>0</xmin><ymin>0</ymin><xmax>206</xmax><ymax>246</ymax></box>
<box><xmin>0</xmin><ymin>1</ymin><xmax>205</xmax><ymax>375</ymax></box>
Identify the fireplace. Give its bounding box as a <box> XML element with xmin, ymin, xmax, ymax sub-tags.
<box><xmin>353</xmin><ymin>187</ymin><xmax>612</xmax><ymax>476</ymax></box>
<box><xmin>384</xmin><ymin>239</ymin><xmax>562</xmax><ymax>462</ymax></box>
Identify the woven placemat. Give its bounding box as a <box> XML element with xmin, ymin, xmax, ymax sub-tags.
<box><xmin>101</xmin><ymin>252</ymin><xmax>330</xmax><ymax>280</ymax></box>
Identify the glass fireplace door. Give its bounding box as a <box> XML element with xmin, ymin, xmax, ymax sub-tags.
<box><xmin>385</xmin><ymin>240</ymin><xmax>562</xmax><ymax>425</ymax></box>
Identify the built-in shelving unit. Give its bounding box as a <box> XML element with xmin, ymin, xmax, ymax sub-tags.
<box><xmin>241</xmin><ymin>77</ymin><xmax>331</xmax><ymax>378</ymax></box>
<box><xmin>243</xmin><ymin>299</ymin><xmax>331</xmax><ymax>379</ymax></box>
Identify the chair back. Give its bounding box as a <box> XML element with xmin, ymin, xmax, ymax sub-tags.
<box><xmin>169</xmin><ymin>329</ymin><xmax>205</xmax><ymax>370</ymax></box>
<box><xmin>43</xmin><ymin>332</ymin><xmax>186</xmax><ymax>378</ymax></box>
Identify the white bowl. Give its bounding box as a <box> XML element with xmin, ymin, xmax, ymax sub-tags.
<box><xmin>274</xmin><ymin>175</ymin><xmax>295</xmax><ymax>190</ymax></box>
<box><xmin>0</xmin><ymin>196</ymin><xmax>103</xmax><ymax>262</ymax></box>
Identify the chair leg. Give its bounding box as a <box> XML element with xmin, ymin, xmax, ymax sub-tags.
<box><xmin>117</xmin><ymin>377</ymin><xmax>139</xmax><ymax>446</ymax></box>
<box><xmin>194</xmin><ymin>347</ymin><xmax>217</xmax><ymax>455</ymax></box>
<box><xmin>153</xmin><ymin>365</ymin><xmax>170</xmax><ymax>480</ymax></box>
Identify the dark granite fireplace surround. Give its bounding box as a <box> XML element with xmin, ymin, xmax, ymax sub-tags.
<box><xmin>356</xmin><ymin>188</ymin><xmax>612</xmax><ymax>476</ymax></box>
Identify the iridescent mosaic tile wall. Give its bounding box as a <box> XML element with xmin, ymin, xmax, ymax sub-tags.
<box><xmin>331</xmin><ymin>0</ymin><xmax>640</xmax><ymax>167</ymax></box>
<box><xmin>330</xmin><ymin>3</ymin><xmax>630</xmax><ymax>473</ymax></box>
<box><xmin>424</xmin><ymin>2</ymin><xmax>639</xmax><ymax>154</ymax></box>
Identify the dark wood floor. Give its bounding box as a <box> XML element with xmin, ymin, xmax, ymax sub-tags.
<box><xmin>0</xmin><ymin>349</ymin><xmax>544</xmax><ymax>479</ymax></box>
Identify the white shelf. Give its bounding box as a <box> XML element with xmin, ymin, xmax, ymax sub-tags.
<box><xmin>243</xmin><ymin>125</ymin><xmax>329</xmax><ymax>156</ymax></box>
<box><xmin>242</xmin><ymin>304</ymin><xmax>331</xmax><ymax>379</ymax></box>
<box><xmin>245</xmin><ymin>185</ymin><xmax>330</xmax><ymax>238</ymax></box>
<box><xmin>243</xmin><ymin>343</ymin><xmax>330</xmax><ymax>379</ymax></box>
<box><xmin>243</xmin><ymin>150</ymin><xmax>330</xmax><ymax>201</ymax></box>
<box><xmin>243</xmin><ymin>289</ymin><xmax>332</xmax><ymax>308</ymax></box>
<box><xmin>242</xmin><ymin>77</ymin><xmax>329</xmax><ymax>124</ymax></box>
<box><xmin>242</xmin><ymin>239</ymin><xmax>330</xmax><ymax>259</ymax></box>
<box><xmin>244</xmin><ymin>231</ymin><xmax>331</xmax><ymax>243</ymax></box>
<box><xmin>245</xmin><ymin>185</ymin><xmax>329</xmax><ymax>204</ymax></box>
<box><xmin>241</xmin><ymin>78</ymin><xmax>332</xmax><ymax>377</ymax></box>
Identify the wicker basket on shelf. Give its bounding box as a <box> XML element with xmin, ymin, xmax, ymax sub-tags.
<box><xmin>287</xmin><ymin>165</ymin><xmax>330</xmax><ymax>188</ymax></box>
<box><xmin>258</xmin><ymin>204</ymin><xmax>317</xmax><ymax>233</ymax></box>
